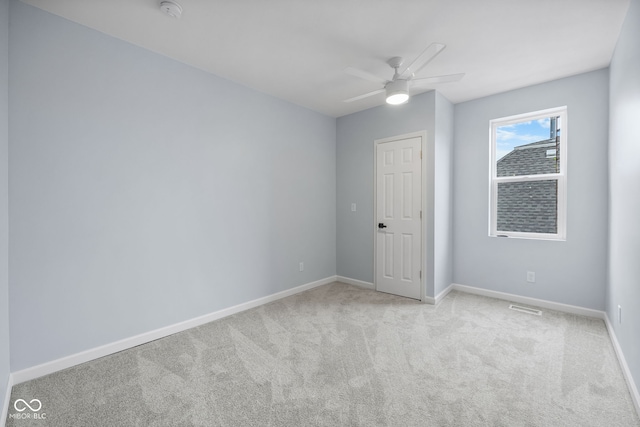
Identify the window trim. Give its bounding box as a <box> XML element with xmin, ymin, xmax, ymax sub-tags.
<box><xmin>489</xmin><ymin>106</ymin><xmax>568</xmax><ymax>240</ymax></box>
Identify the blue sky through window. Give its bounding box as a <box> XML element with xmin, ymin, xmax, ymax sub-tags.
<box><xmin>496</xmin><ymin>118</ymin><xmax>553</xmax><ymax>160</ymax></box>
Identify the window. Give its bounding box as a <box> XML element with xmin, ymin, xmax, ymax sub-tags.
<box><xmin>489</xmin><ymin>107</ymin><xmax>567</xmax><ymax>240</ymax></box>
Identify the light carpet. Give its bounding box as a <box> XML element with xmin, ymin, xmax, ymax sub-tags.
<box><xmin>5</xmin><ymin>282</ymin><xmax>640</xmax><ymax>426</ymax></box>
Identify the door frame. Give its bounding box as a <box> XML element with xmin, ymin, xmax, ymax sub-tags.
<box><xmin>373</xmin><ymin>131</ymin><xmax>427</xmax><ymax>302</ymax></box>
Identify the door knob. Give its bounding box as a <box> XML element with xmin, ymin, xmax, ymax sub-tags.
<box><xmin>378</xmin><ymin>223</ymin><xmax>387</xmax><ymax>229</ymax></box>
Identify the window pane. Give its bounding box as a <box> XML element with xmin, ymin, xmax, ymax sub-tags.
<box><xmin>496</xmin><ymin>116</ymin><xmax>561</xmax><ymax>177</ymax></box>
<box><xmin>497</xmin><ymin>180</ymin><xmax>558</xmax><ymax>234</ymax></box>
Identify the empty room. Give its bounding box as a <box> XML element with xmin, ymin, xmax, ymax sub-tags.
<box><xmin>1</xmin><ymin>0</ymin><xmax>639</xmax><ymax>425</ymax></box>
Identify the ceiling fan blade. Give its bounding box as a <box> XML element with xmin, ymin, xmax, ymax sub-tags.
<box><xmin>343</xmin><ymin>89</ymin><xmax>385</xmax><ymax>103</ymax></box>
<box><xmin>411</xmin><ymin>73</ymin><xmax>465</xmax><ymax>87</ymax></box>
<box><xmin>344</xmin><ymin>67</ymin><xmax>388</xmax><ymax>84</ymax></box>
<box><xmin>400</xmin><ymin>43</ymin><xmax>446</xmax><ymax>78</ymax></box>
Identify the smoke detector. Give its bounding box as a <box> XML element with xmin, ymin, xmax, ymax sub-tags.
<box><xmin>160</xmin><ymin>1</ymin><xmax>183</xmax><ymax>18</ymax></box>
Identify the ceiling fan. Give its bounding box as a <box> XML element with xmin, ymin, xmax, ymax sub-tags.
<box><xmin>343</xmin><ymin>43</ymin><xmax>464</xmax><ymax>105</ymax></box>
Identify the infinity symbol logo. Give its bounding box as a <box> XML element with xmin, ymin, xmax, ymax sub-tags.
<box><xmin>14</xmin><ymin>398</ymin><xmax>42</xmax><ymax>412</ymax></box>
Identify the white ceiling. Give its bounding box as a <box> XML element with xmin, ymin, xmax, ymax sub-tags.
<box><xmin>21</xmin><ymin>0</ymin><xmax>630</xmax><ymax>118</ymax></box>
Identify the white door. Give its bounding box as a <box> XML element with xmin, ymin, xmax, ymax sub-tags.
<box><xmin>375</xmin><ymin>136</ymin><xmax>422</xmax><ymax>300</ymax></box>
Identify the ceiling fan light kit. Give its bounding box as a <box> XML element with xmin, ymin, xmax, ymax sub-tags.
<box><xmin>385</xmin><ymin>79</ymin><xmax>409</xmax><ymax>105</ymax></box>
<box><xmin>343</xmin><ymin>43</ymin><xmax>464</xmax><ymax>106</ymax></box>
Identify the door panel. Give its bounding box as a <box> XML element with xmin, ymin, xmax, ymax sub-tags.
<box><xmin>401</xmin><ymin>233</ymin><xmax>413</xmax><ymax>281</ymax></box>
<box><xmin>383</xmin><ymin>174</ymin><xmax>394</xmax><ymax>218</ymax></box>
<box><xmin>383</xmin><ymin>232</ymin><xmax>394</xmax><ymax>278</ymax></box>
<box><xmin>402</xmin><ymin>172</ymin><xmax>413</xmax><ymax>218</ymax></box>
<box><xmin>375</xmin><ymin>136</ymin><xmax>422</xmax><ymax>300</ymax></box>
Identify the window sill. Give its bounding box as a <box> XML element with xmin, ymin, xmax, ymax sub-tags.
<box><xmin>490</xmin><ymin>233</ymin><xmax>566</xmax><ymax>242</ymax></box>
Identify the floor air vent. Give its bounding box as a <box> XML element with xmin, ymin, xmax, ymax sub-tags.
<box><xmin>509</xmin><ymin>304</ymin><xmax>542</xmax><ymax>316</ymax></box>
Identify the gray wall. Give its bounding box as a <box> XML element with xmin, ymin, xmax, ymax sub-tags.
<box><xmin>453</xmin><ymin>69</ymin><xmax>609</xmax><ymax>310</ymax></box>
<box><xmin>8</xmin><ymin>1</ymin><xmax>336</xmax><ymax>371</ymax></box>
<box><xmin>434</xmin><ymin>92</ymin><xmax>454</xmax><ymax>297</ymax></box>
<box><xmin>336</xmin><ymin>90</ymin><xmax>454</xmax><ymax>299</ymax></box>
<box><xmin>608</xmin><ymin>0</ymin><xmax>640</xmax><ymax>397</ymax></box>
<box><xmin>0</xmin><ymin>0</ymin><xmax>10</xmax><ymax>412</ymax></box>
<box><xmin>4</xmin><ymin>0</ymin><xmax>636</xmax><ymax>400</ymax></box>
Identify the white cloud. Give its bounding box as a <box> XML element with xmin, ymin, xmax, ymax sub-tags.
<box><xmin>537</xmin><ymin>118</ymin><xmax>550</xmax><ymax>128</ymax></box>
<box><xmin>496</xmin><ymin>128</ymin><xmax>542</xmax><ymax>144</ymax></box>
<box><xmin>496</xmin><ymin>127</ymin><xmax>548</xmax><ymax>160</ymax></box>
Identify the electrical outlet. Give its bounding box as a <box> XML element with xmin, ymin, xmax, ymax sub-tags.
<box><xmin>351</xmin><ymin>203</ymin><xmax>356</xmax><ymax>212</ymax></box>
<box><xmin>299</xmin><ymin>262</ymin><xmax>304</xmax><ymax>272</ymax></box>
<box><xmin>526</xmin><ymin>271</ymin><xmax>535</xmax><ymax>283</ymax></box>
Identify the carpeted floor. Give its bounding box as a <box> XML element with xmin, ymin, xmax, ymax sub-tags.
<box><xmin>5</xmin><ymin>282</ymin><xmax>640</xmax><ymax>426</ymax></box>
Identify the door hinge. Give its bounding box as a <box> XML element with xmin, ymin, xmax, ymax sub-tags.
<box><xmin>420</xmin><ymin>210</ymin><xmax>422</xmax><ymax>219</ymax></box>
<box><xmin>419</xmin><ymin>270</ymin><xmax>422</xmax><ymax>279</ymax></box>
<box><xmin>420</xmin><ymin>150</ymin><xmax>422</xmax><ymax>159</ymax></box>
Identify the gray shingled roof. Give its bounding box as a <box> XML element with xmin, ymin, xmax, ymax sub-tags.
<box><xmin>496</xmin><ymin>139</ymin><xmax>559</xmax><ymax>234</ymax></box>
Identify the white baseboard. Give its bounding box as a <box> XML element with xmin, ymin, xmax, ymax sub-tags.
<box><xmin>423</xmin><ymin>295</ymin><xmax>435</xmax><ymax>304</ymax></box>
<box><xmin>434</xmin><ymin>283</ymin><xmax>454</xmax><ymax>305</ymax></box>
<box><xmin>336</xmin><ymin>277</ymin><xmax>451</xmax><ymax>305</ymax></box>
<box><xmin>451</xmin><ymin>283</ymin><xmax>639</xmax><ymax>417</ymax></box>
<box><xmin>1</xmin><ymin>374</ymin><xmax>14</xmax><ymax>427</ymax></box>
<box><xmin>437</xmin><ymin>283</ymin><xmax>639</xmax><ymax>419</ymax></box>
<box><xmin>6</xmin><ymin>278</ymin><xmax>639</xmax><ymax>422</ymax></box>
<box><xmin>604</xmin><ymin>314</ymin><xmax>640</xmax><ymax>419</ymax></box>
<box><xmin>451</xmin><ymin>283</ymin><xmax>605</xmax><ymax>319</ymax></box>
<box><xmin>11</xmin><ymin>276</ymin><xmax>338</xmax><ymax>385</ymax></box>
<box><xmin>336</xmin><ymin>276</ymin><xmax>374</xmax><ymax>290</ymax></box>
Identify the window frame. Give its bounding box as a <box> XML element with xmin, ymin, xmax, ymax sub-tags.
<box><xmin>489</xmin><ymin>106</ymin><xmax>568</xmax><ymax>240</ymax></box>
